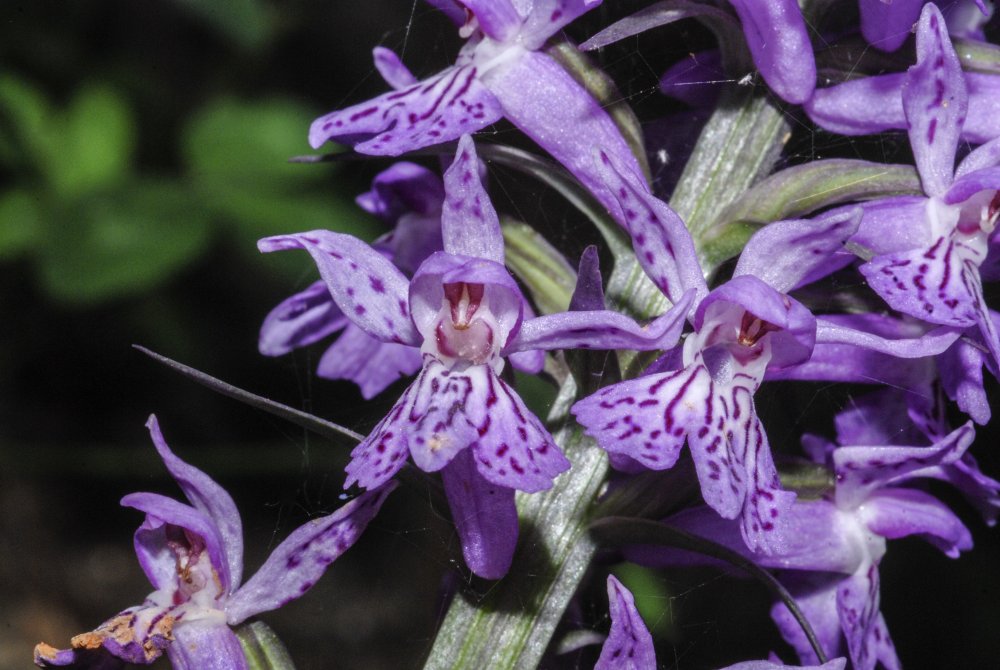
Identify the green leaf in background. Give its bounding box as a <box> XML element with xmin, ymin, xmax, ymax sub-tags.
<box><xmin>185</xmin><ymin>98</ymin><xmax>322</xmax><ymax>189</ymax></box>
<box><xmin>174</xmin><ymin>0</ymin><xmax>274</xmax><ymax>51</ymax></box>
<box><xmin>46</xmin><ymin>85</ymin><xmax>136</xmax><ymax>198</ymax></box>
<box><xmin>502</xmin><ymin>218</ymin><xmax>577</xmax><ymax>315</ymax></box>
<box><xmin>37</xmin><ymin>181</ymin><xmax>210</xmax><ymax>304</ymax></box>
<box><xmin>0</xmin><ymin>75</ymin><xmax>53</xmax><ymax>171</ymax></box>
<box><xmin>0</xmin><ymin>189</ymin><xmax>43</xmax><ymax>259</ymax></box>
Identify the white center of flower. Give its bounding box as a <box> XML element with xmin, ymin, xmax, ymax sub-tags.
<box><xmin>424</xmin><ymin>282</ymin><xmax>502</xmax><ymax>370</ymax></box>
<box><xmin>929</xmin><ymin>190</ymin><xmax>1000</xmax><ymax>254</ymax></box>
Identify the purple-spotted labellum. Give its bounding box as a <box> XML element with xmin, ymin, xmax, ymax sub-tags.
<box><xmin>580</xmin><ymin>0</ymin><xmax>816</xmax><ymax>104</ymax></box>
<box><xmin>307</xmin><ymin>0</ymin><xmax>648</xmax><ymax>226</ymax></box>
<box><xmin>843</xmin><ymin>4</ymin><xmax>1000</xmax><ymax>369</ymax></box>
<box><xmin>258</xmin><ymin>161</ymin><xmax>444</xmax><ymax>399</ymax></box>
<box><xmin>259</xmin><ymin>135</ymin><xmax>692</xmax><ymax>579</ymax></box>
<box><xmin>33</xmin><ymin>416</ymin><xmax>394</xmax><ymax>670</ymax></box>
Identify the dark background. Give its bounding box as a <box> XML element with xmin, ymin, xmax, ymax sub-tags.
<box><xmin>0</xmin><ymin>2</ymin><xmax>997</xmax><ymax>669</ymax></box>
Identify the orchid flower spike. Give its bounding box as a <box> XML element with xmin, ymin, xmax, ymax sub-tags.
<box><xmin>259</xmin><ymin>135</ymin><xmax>692</xmax><ymax>579</ymax></box>
<box><xmin>34</xmin><ymin>415</ymin><xmax>394</xmax><ymax>669</ymax></box>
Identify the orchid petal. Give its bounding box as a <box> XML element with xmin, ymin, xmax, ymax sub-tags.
<box><xmin>34</xmin><ymin>604</ymin><xmax>175</xmax><ymax>668</ymax></box>
<box><xmin>943</xmin><ymin>165</ymin><xmax>1000</xmax><ymax>205</ymax></box>
<box><xmin>509</xmin><ymin>348</ymin><xmax>545</xmax><ymax>373</ymax></box>
<box><xmin>121</xmin><ymin>492</ymin><xmax>231</xmax><ymax>594</ymax></box>
<box><xmin>518</xmin><ymin>1</ymin><xmax>603</xmax><ymax>49</ymax></box>
<box><xmin>861</xmin><ymin>488</ymin><xmax>973</xmax><ymax>558</ymax></box>
<box><xmin>372</xmin><ymin>46</ymin><xmax>419</xmax><ymax>90</ymax></box>
<box><xmin>595</xmin><ymin>146</ymin><xmax>707</xmax><ymax>305</ymax></box>
<box><xmin>146</xmin><ymin>415</ymin><xmax>244</xmax><ymax>590</ymax></box>
<box><xmin>815</xmin><ymin>317</ymin><xmax>961</xmax><ymax>357</ymax></box>
<box><xmin>469</xmin><ymin>367</ymin><xmax>571</xmax><ymax>492</ymax></box>
<box><xmin>832</xmin><ymin>388</ymin><xmax>928</xmax><ymax>447</ymax></box>
<box><xmin>409</xmin><ymin>252</ymin><xmax>525</xmax><ymax>347</ymax></box>
<box><xmin>441</xmin><ymin>449</ymin><xmax>518</xmax><ymax>579</ymax></box>
<box><xmin>315</xmin><ymin>325</ymin><xmax>422</xmax><ymax>399</ymax></box>
<box><xmin>258</xmin><ymin>281</ymin><xmax>347</xmax><ymax>357</ymax></box>
<box><xmin>168</xmin><ymin>622</ymin><xmax>248</xmax><ymax>670</ymax></box>
<box><xmin>259</xmin><ymin>231</ymin><xmax>419</xmax><ymax>346</ymax></box>
<box><xmin>595</xmin><ymin>575</ymin><xmax>656</xmax><ymax>670</ymax></box>
<box><xmin>858</xmin><ymin>0</ymin><xmax>923</xmax><ymax>52</ymax></box>
<box><xmin>939</xmin><ymin>330</ymin><xmax>992</xmax><ymax>424</ymax></box>
<box><xmin>964</xmin><ymin>73</ymin><xmax>1000</xmax><ymax>144</ymax></box>
<box><xmin>660</xmin><ymin>50</ymin><xmax>724</xmax><ymax>108</ymax></box>
<box><xmin>851</xmin><ymin>196</ymin><xmax>933</xmax><ymax>257</ymax></box>
<box><xmin>441</xmin><ymin>135</ymin><xmax>504</xmax><ymax>264</ymax></box>
<box><xmin>509</xmin><ymin>289</ymin><xmax>693</xmax><ymax>353</ymax></box>
<box><xmin>723</xmin><ymin>658</ymin><xmax>847</xmax><ymax>670</ymax></box>
<box><xmin>356</xmin><ymin>161</ymin><xmax>445</xmax><ymax>221</ymax></box>
<box><xmin>308</xmin><ymin>64</ymin><xmax>503</xmax><ymax>153</ymax></box>
<box><xmin>860</xmin><ymin>236</ymin><xmax>983</xmax><ymax>328</ymax></box>
<box><xmin>922</xmin><ymin>451</ymin><xmax>1000</xmax><ymax>526</ymax></box>
<box><xmin>805</xmin><ymin>75</ymin><xmax>906</xmax><ymax>137</ymax></box>
<box><xmin>903</xmin><ymin>4</ymin><xmax>967</xmax><ymax>197</ymax></box>
<box><xmin>481</xmin><ymin>50</ymin><xmax>648</xmax><ymax>230</ymax></box>
<box><xmin>770</xmin><ymin>576</ymin><xmax>845</xmax><ymax>666</ymax></box>
<box><xmin>726</xmin><ymin>0</ymin><xmax>816</xmax><ymax>103</ymax></box>
<box><xmin>696</xmin><ymin>275</ymin><xmax>816</xmax><ymax>370</ymax></box>
<box><xmin>955</xmin><ymin>137</ymin><xmax>1000</xmax><ymax>178</ymax></box>
<box><xmin>832</xmin><ymin>421</ymin><xmax>975</xmax><ymax>508</ymax></box>
<box><xmin>425</xmin><ymin>0</ymin><xmax>467</xmax><ymax>26</ymax></box>
<box><xmin>225</xmin><ymin>483</ymin><xmax>394</xmax><ymax>624</ymax></box>
<box><xmin>569</xmin><ymin>244</ymin><xmax>606</xmax><ymax>312</ymax></box>
<box><xmin>836</xmin><ymin>566</ymin><xmax>882</xmax><ymax>670</ymax></box>
<box><xmin>735</xmin><ymin>208</ymin><xmax>861</xmax><ymax>293</ymax></box>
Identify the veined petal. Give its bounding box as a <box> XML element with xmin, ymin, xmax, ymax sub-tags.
<box><xmin>225</xmin><ymin>483</ymin><xmax>395</xmax><ymax>624</ymax></box>
<box><xmin>903</xmin><ymin>4</ymin><xmax>967</xmax><ymax>197</ymax></box>
<box><xmin>922</xmin><ymin>451</ymin><xmax>1000</xmax><ymax>526</ymax></box>
<box><xmin>34</xmin><ymin>603</ymin><xmax>176</xmax><ymax>667</ymax></box>
<box><xmin>315</xmin><ymin>326</ymin><xmax>422</xmax><ymax>399</ymax></box>
<box><xmin>168</xmin><ymin>622</ymin><xmax>247</xmax><ymax>670</ymax></box>
<box><xmin>595</xmin><ymin>575</ymin><xmax>656</xmax><ymax>670</ymax></box>
<box><xmin>726</xmin><ymin>0</ymin><xmax>816</xmax><ymax>103</ymax></box>
<box><xmin>469</xmin><ymin>366</ymin><xmax>571</xmax><ymax>492</ymax></box>
<box><xmin>441</xmin><ymin>135</ymin><xmax>505</xmax><ymax>264</ymax></box>
<box><xmin>735</xmin><ymin>209</ymin><xmax>861</xmax><ymax>293</ymax></box>
<box><xmin>121</xmin><ymin>492</ymin><xmax>230</xmax><ymax>595</ymax></box>
<box><xmin>858</xmin><ymin>0</ymin><xmax>923</xmax><ymax>52</ymax></box>
<box><xmin>258</xmin><ymin>281</ymin><xmax>347</xmax><ymax>357</ymax></box>
<box><xmin>372</xmin><ymin>46</ymin><xmax>419</xmax><ymax>90</ymax></box>
<box><xmin>146</xmin><ymin>415</ymin><xmax>244</xmax><ymax>591</ymax></box>
<box><xmin>595</xmin><ymin>146</ymin><xmax>707</xmax><ymax>305</ymax></box>
<box><xmin>482</xmin><ymin>50</ymin><xmax>649</xmax><ymax>234</ymax></box>
<box><xmin>572</xmin><ymin>364</ymin><xmax>713</xmax><ymax>474</ymax></box>
<box><xmin>508</xmin><ymin>289</ymin><xmax>693</xmax><ymax>354</ymax></box>
<box><xmin>308</xmin><ymin>64</ymin><xmax>503</xmax><ymax>154</ymax></box>
<box><xmin>259</xmin><ymin>231</ymin><xmax>419</xmax><ymax>346</ymax></box>
<box><xmin>861</xmin><ymin>234</ymin><xmax>986</xmax><ymax>328</ymax></box>
<box><xmin>835</xmin><ymin>566</ymin><xmax>888</xmax><ymax>670</ymax></box>
<box><xmin>832</xmin><ymin>421</ymin><xmax>975</xmax><ymax>508</ymax></box>
<box><xmin>943</xmin><ymin>165</ymin><xmax>1000</xmax><ymax>205</ymax></box>
<box><xmin>441</xmin><ymin>449</ymin><xmax>518</xmax><ymax>579</ymax></box>
<box><xmin>861</xmin><ymin>488</ymin><xmax>973</xmax><ymax>558</ymax></box>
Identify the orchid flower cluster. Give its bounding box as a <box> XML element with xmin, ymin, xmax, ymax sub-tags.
<box><xmin>35</xmin><ymin>1</ymin><xmax>1000</xmax><ymax>669</ymax></box>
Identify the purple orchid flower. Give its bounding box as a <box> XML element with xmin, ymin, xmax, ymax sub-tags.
<box><xmin>843</xmin><ymin>5</ymin><xmax>1000</xmax><ymax>370</ymax></box>
<box><xmin>307</xmin><ymin>0</ymin><xmax>650</xmax><ymax>226</ymax></box>
<box><xmin>597</xmin><ymin>575</ymin><xmax>847</xmax><ymax>670</ymax></box>
<box><xmin>630</xmin><ymin>418</ymin><xmax>977</xmax><ymax>670</ymax></box>
<box><xmin>34</xmin><ymin>415</ymin><xmax>394</xmax><ymax>669</ymax></box>
<box><xmin>258</xmin><ymin>135</ymin><xmax>692</xmax><ymax>579</ymax></box>
<box><xmin>580</xmin><ymin>0</ymin><xmax>817</xmax><ymax>104</ymax></box>
<box><xmin>259</xmin><ymin>162</ymin><xmax>444</xmax><ymax>399</ymax></box>
<box><xmin>806</xmin><ymin>4</ymin><xmax>1000</xmax><ymax>144</ymax></box>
